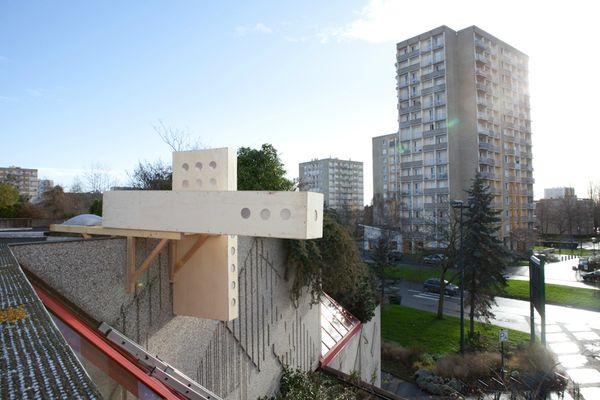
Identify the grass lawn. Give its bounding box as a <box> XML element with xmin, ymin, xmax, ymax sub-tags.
<box><xmin>504</xmin><ymin>280</ymin><xmax>600</xmax><ymax>312</ymax></box>
<box><xmin>381</xmin><ymin>305</ymin><xmax>530</xmax><ymax>355</ymax></box>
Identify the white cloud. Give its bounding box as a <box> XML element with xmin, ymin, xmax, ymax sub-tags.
<box><xmin>235</xmin><ymin>22</ymin><xmax>273</xmax><ymax>37</ymax></box>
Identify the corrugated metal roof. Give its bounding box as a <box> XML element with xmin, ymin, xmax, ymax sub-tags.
<box><xmin>0</xmin><ymin>243</ymin><xmax>101</xmax><ymax>399</ymax></box>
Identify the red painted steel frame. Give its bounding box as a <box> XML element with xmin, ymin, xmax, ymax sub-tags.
<box><xmin>34</xmin><ymin>285</ymin><xmax>180</xmax><ymax>400</ymax></box>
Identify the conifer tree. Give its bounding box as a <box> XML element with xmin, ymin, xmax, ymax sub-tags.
<box><xmin>463</xmin><ymin>172</ymin><xmax>508</xmax><ymax>337</ymax></box>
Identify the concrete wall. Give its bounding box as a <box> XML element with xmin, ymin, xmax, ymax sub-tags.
<box><xmin>326</xmin><ymin>306</ymin><xmax>381</xmax><ymax>387</ymax></box>
<box><xmin>11</xmin><ymin>236</ymin><xmax>321</xmax><ymax>400</ymax></box>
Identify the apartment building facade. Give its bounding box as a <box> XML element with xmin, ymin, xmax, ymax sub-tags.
<box><xmin>373</xmin><ymin>26</ymin><xmax>534</xmax><ymax>250</ymax></box>
<box><xmin>0</xmin><ymin>166</ymin><xmax>39</xmax><ymax>201</ymax></box>
<box><xmin>299</xmin><ymin>158</ymin><xmax>364</xmax><ymax>211</ymax></box>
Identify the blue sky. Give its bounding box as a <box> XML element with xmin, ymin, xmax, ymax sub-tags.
<box><xmin>1</xmin><ymin>0</ymin><xmax>599</xmax><ymax>202</ymax></box>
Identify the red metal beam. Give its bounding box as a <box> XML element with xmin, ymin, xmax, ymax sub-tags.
<box><xmin>34</xmin><ymin>285</ymin><xmax>180</xmax><ymax>400</ymax></box>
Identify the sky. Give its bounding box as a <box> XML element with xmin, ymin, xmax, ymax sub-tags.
<box><xmin>1</xmin><ymin>0</ymin><xmax>599</xmax><ymax>203</ymax></box>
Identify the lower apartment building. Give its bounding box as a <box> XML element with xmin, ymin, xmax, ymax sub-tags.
<box><xmin>299</xmin><ymin>158</ymin><xmax>364</xmax><ymax>212</ymax></box>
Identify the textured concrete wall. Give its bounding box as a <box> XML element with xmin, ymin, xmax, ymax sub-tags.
<box><xmin>327</xmin><ymin>306</ymin><xmax>381</xmax><ymax>387</ymax></box>
<box><xmin>11</xmin><ymin>236</ymin><xmax>321</xmax><ymax>400</ymax></box>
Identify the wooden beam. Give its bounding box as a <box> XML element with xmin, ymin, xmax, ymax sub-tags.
<box><xmin>131</xmin><ymin>239</ymin><xmax>169</xmax><ymax>284</ymax></box>
<box><xmin>173</xmin><ymin>235</ymin><xmax>211</xmax><ymax>275</ymax></box>
<box><xmin>126</xmin><ymin>237</ymin><xmax>136</xmax><ymax>293</ymax></box>
<box><xmin>49</xmin><ymin>224</ymin><xmax>184</xmax><ymax>240</ymax></box>
<box><xmin>168</xmin><ymin>240</ymin><xmax>177</xmax><ymax>282</ymax></box>
<box><xmin>102</xmin><ymin>190</ymin><xmax>324</xmax><ymax>239</ymax></box>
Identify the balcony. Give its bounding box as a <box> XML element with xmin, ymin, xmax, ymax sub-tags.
<box><xmin>423</xmin><ymin>127</ymin><xmax>447</xmax><ymax>138</ymax></box>
<box><xmin>476</xmin><ymin>83</ymin><xmax>489</xmax><ymax>92</ymax></box>
<box><xmin>475</xmin><ymin>40</ymin><xmax>489</xmax><ymax>51</ymax></box>
<box><xmin>397</xmin><ymin>63</ymin><xmax>421</xmax><ymax>74</ymax></box>
<box><xmin>480</xmin><ymin>172</ymin><xmax>498</xmax><ymax>180</ymax></box>
<box><xmin>521</xmin><ymin>177</ymin><xmax>535</xmax><ymax>184</ymax></box>
<box><xmin>475</xmin><ymin>53</ymin><xmax>489</xmax><ymax>64</ymax></box>
<box><xmin>479</xmin><ymin>157</ymin><xmax>495</xmax><ymax>166</ymax></box>
<box><xmin>397</xmin><ymin>49</ymin><xmax>420</xmax><ymax>62</ymax></box>
<box><xmin>424</xmin><ymin>187</ymin><xmax>449</xmax><ymax>195</ymax></box>
<box><xmin>478</xmin><ymin>142</ymin><xmax>497</xmax><ymax>152</ymax></box>
<box><xmin>503</xmin><ymin>148</ymin><xmax>516</xmax><ymax>155</ymax></box>
<box><xmin>475</xmin><ymin>68</ymin><xmax>490</xmax><ymax>79</ymax></box>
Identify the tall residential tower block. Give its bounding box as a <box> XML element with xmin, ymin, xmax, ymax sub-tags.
<box><xmin>373</xmin><ymin>26</ymin><xmax>534</xmax><ymax>250</ymax></box>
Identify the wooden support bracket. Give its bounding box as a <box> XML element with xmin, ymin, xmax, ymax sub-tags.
<box><xmin>126</xmin><ymin>238</ymin><xmax>170</xmax><ymax>293</ymax></box>
<box><xmin>172</xmin><ymin>234</ymin><xmax>212</xmax><ymax>276</ymax></box>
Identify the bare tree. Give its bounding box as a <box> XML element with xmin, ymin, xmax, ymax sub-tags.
<box><xmin>154</xmin><ymin>120</ymin><xmax>203</xmax><ymax>151</ymax></box>
<box><xmin>83</xmin><ymin>163</ymin><xmax>117</xmax><ymax>193</ymax></box>
<box><xmin>69</xmin><ymin>177</ymin><xmax>84</xmax><ymax>193</ymax></box>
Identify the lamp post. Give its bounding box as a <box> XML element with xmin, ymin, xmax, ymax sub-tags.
<box><xmin>451</xmin><ymin>199</ymin><xmax>469</xmax><ymax>355</ymax></box>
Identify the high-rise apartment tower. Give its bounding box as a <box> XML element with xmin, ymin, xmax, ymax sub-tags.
<box><xmin>373</xmin><ymin>26</ymin><xmax>534</xmax><ymax>250</ymax></box>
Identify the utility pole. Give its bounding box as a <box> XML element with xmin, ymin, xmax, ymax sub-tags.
<box><xmin>451</xmin><ymin>199</ymin><xmax>469</xmax><ymax>355</ymax></box>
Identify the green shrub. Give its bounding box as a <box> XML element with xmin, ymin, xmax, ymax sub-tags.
<box><xmin>262</xmin><ymin>368</ymin><xmax>357</xmax><ymax>400</ymax></box>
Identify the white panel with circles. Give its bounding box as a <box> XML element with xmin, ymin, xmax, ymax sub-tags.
<box><xmin>172</xmin><ymin>148</ymin><xmax>236</xmax><ymax>191</ymax></box>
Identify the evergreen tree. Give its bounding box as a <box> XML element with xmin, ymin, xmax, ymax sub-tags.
<box><xmin>463</xmin><ymin>172</ymin><xmax>508</xmax><ymax>337</ymax></box>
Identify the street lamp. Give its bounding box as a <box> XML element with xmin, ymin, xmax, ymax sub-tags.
<box><xmin>451</xmin><ymin>199</ymin><xmax>469</xmax><ymax>355</ymax></box>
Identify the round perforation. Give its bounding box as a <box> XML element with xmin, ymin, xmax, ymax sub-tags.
<box><xmin>260</xmin><ymin>208</ymin><xmax>271</xmax><ymax>220</ymax></box>
<box><xmin>280</xmin><ymin>208</ymin><xmax>291</xmax><ymax>220</ymax></box>
<box><xmin>182</xmin><ymin>163</ymin><xmax>189</xmax><ymax>171</ymax></box>
<box><xmin>241</xmin><ymin>208</ymin><xmax>251</xmax><ymax>219</ymax></box>
<box><xmin>209</xmin><ymin>161</ymin><xmax>217</xmax><ymax>170</ymax></box>
<box><xmin>230</xmin><ymin>247</ymin><xmax>236</xmax><ymax>256</ymax></box>
<box><xmin>195</xmin><ymin>162</ymin><xmax>203</xmax><ymax>170</ymax></box>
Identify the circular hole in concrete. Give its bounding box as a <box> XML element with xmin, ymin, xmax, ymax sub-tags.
<box><xmin>280</xmin><ymin>208</ymin><xmax>291</xmax><ymax>220</ymax></box>
<box><xmin>314</xmin><ymin>210</ymin><xmax>318</xmax><ymax>221</ymax></box>
<box><xmin>231</xmin><ymin>281</ymin><xmax>236</xmax><ymax>289</ymax></box>
<box><xmin>182</xmin><ymin>163</ymin><xmax>189</xmax><ymax>171</ymax></box>
<box><xmin>230</xmin><ymin>247</ymin><xmax>236</xmax><ymax>256</ymax></box>
<box><xmin>241</xmin><ymin>208</ymin><xmax>251</xmax><ymax>219</ymax></box>
<box><xmin>231</xmin><ymin>263</ymin><xmax>236</xmax><ymax>272</ymax></box>
<box><xmin>195</xmin><ymin>162</ymin><xmax>203</xmax><ymax>170</ymax></box>
<box><xmin>231</xmin><ymin>298</ymin><xmax>236</xmax><ymax>307</ymax></box>
<box><xmin>209</xmin><ymin>161</ymin><xmax>217</xmax><ymax>170</ymax></box>
<box><xmin>260</xmin><ymin>208</ymin><xmax>271</xmax><ymax>220</ymax></box>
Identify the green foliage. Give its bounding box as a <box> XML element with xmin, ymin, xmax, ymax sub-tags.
<box><xmin>129</xmin><ymin>160</ymin><xmax>172</xmax><ymax>190</ymax></box>
<box><xmin>237</xmin><ymin>144</ymin><xmax>294</xmax><ymax>191</ymax></box>
<box><xmin>463</xmin><ymin>172</ymin><xmax>509</xmax><ymax>335</ymax></box>
<box><xmin>89</xmin><ymin>199</ymin><xmax>103</xmax><ymax>216</ymax></box>
<box><xmin>0</xmin><ymin>182</ymin><xmax>20</xmax><ymax>211</ymax></box>
<box><xmin>285</xmin><ymin>212</ymin><xmax>377</xmax><ymax>322</ymax></box>
<box><xmin>262</xmin><ymin>368</ymin><xmax>357</xmax><ymax>400</ymax></box>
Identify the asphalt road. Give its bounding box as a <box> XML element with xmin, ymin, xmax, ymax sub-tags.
<box><xmin>384</xmin><ymin>280</ymin><xmax>600</xmax><ymax>333</ymax></box>
<box><xmin>507</xmin><ymin>255</ymin><xmax>599</xmax><ymax>290</ymax></box>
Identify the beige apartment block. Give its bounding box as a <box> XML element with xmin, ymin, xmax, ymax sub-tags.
<box><xmin>373</xmin><ymin>26</ymin><xmax>534</xmax><ymax>251</ymax></box>
<box><xmin>299</xmin><ymin>158</ymin><xmax>364</xmax><ymax>211</ymax></box>
<box><xmin>0</xmin><ymin>166</ymin><xmax>39</xmax><ymax>201</ymax></box>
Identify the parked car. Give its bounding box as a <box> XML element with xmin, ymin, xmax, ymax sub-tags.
<box><xmin>423</xmin><ymin>254</ymin><xmax>446</xmax><ymax>265</ymax></box>
<box><xmin>389</xmin><ymin>251</ymin><xmax>403</xmax><ymax>263</ymax></box>
<box><xmin>423</xmin><ymin>278</ymin><xmax>459</xmax><ymax>296</ymax></box>
<box><xmin>582</xmin><ymin>270</ymin><xmax>600</xmax><ymax>283</ymax></box>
